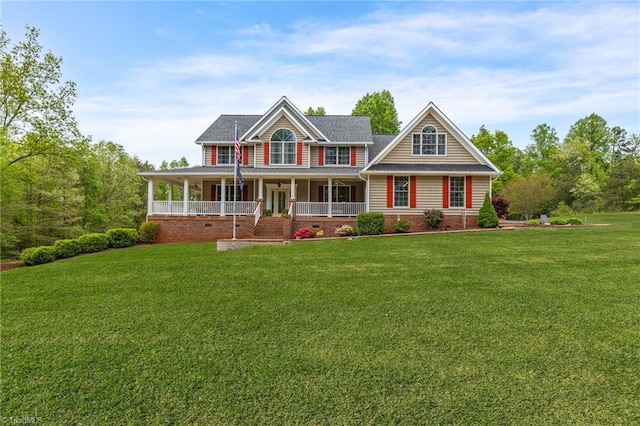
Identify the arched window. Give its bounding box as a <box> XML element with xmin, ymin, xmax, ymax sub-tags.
<box><xmin>270</xmin><ymin>129</ymin><xmax>296</xmax><ymax>164</ymax></box>
<box><xmin>412</xmin><ymin>125</ymin><xmax>446</xmax><ymax>155</ymax></box>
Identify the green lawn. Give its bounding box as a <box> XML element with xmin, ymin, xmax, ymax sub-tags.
<box><xmin>2</xmin><ymin>212</ymin><xmax>639</xmax><ymax>424</ymax></box>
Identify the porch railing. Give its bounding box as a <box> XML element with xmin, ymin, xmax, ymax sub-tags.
<box><xmin>296</xmin><ymin>202</ymin><xmax>366</xmax><ymax>217</ymax></box>
<box><xmin>151</xmin><ymin>201</ymin><xmax>257</xmax><ymax>216</ymax></box>
<box><xmin>151</xmin><ymin>201</ymin><xmax>365</xmax><ymax>217</ymax></box>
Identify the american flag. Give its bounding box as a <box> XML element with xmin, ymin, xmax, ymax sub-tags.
<box><xmin>234</xmin><ymin>122</ymin><xmax>244</xmax><ymax>190</ymax></box>
<box><xmin>234</xmin><ymin>123</ymin><xmax>242</xmax><ymax>163</ymax></box>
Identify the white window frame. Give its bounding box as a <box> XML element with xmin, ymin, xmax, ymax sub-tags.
<box><xmin>412</xmin><ymin>125</ymin><xmax>446</xmax><ymax>156</ymax></box>
<box><xmin>324</xmin><ymin>146</ymin><xmax>351</xmax><ymax>166</ymax></box>
<box><xmin>394</xmin><ymin>176</ymin><xmax>409</xmax><ymax>208</ymax></box>
<box><xmin>270</xmin><ymin>129</ymin><xmax>296</xmax><ymax>165</ymax></box>
<box><xmin>217</xmin><ymin>146</ymin><xmax>234</xmax><ymax>164</ymax></box>
<box><xmin>449</xmin><ymin>176</ymin><xmax>465</xmax><ymax>208</ymax></box>
<box><xmin>322</xmin><ymin>185</ymin><xmax>351</xmax><ymax>202</ymax></box>
<box><xmin>217</xmin><ymin>185</ymin><xmax>243</xmax><ymax>201</ymax></box>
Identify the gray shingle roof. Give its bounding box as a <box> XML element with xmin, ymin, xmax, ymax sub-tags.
<box><xmin>196</xmin><ymin>115</ymin><xmax>261</xmax><ymax>142</ymax></box>
<box><xmin>196</xmin><ymin>115</ymin><xmax>374</xmax><ymax>143</ymax></box>
<box><xmin>370</xmin><ymin>135</ymin><xmax>395</xmax><ymax>159</ymax></box>
<box><xmin>308</xmin><ymin>115</ymin><xmax>373</xmax><ymax>142</ymax></box>
<box><xmin>364</xmin><ymin>164</ymin><xmax>498</xmax><ymax>173</ymax></box>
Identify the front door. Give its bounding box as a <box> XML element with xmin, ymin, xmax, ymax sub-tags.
<box><xmin>272</xmin><ymin>189</ymin><xmax>290</xmax><ymax>215</ymax></box>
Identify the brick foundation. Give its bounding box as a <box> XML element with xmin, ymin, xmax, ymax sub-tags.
<box><xmin>384</xmin><ymin>213</ymin><xmax>477</xmax><ymax>233</ymax></box>
<box><xmin>151</xmin><ymin>215</ymin><xmax>255</xmax><ymax>243</ymax></box>
<box><xmin>150</xmin><ymin>213</ymin><xmax>478</xmax><ymax>243</ymax></box>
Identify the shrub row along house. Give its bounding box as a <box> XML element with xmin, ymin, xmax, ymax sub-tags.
<box><xmin>138</xmin><ymin>96</ymin><xmax>501</xmax><ymax>242</ymax></box>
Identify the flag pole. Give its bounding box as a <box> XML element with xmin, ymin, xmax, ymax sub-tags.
<box><xmin>232</xmin><ymin>122</ymin><xmax>238</xmax><ymax>240</ymax></box>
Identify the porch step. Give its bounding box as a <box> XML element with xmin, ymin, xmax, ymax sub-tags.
<box><xmin>255</xmin><ymin>217</ymin><xmax>285</xmax><ymax>239</ymax></box>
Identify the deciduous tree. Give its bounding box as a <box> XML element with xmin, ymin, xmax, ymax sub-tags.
<box><xmin>352</xmin><ymin>90</ymin><xmax>401</xmax><ymax>134</ymax></box>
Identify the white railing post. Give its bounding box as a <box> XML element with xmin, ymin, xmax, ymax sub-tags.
<box><xmin>183</xmin><ymin>178</ymin><xmax>189</xmax><ymax>215</ymax></box>
<box><xmin>147</xmin><ymin>179</ymin><xmax>154</xmax><ymax>215</ymax></box>
<box><xmin>220</xmin><ymin>178</ymin><xmax>226</xmax><ymax>216</ymax></box>
<box><xmin>328</xmin><ymin>178</ymin><xmax>333</xmax><ymax>217</ymax></box>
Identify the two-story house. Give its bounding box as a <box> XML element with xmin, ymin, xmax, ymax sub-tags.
<box><xmin>139</xmin><ymin>96</ymin><xmax>500</xmax><ymax>242</ymax></box>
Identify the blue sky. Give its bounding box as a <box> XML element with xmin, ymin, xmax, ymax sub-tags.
<box><xmin>3</xmin><ymin>1</ymin><xmax>639</xmax><ymax>167</ymax></box>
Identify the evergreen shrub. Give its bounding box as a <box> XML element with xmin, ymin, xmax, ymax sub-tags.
<box><xmin>527</xmin><ymin>219</ymin><xmax>540</xmax><ymax>226</ymax></box>
<box><xmin>549</xmin><ymin>218</ymin><xmax>568</xmax><ymax>225</ymax></box>
<box><xmin>139</xmin><ymin>222</ymin><xmax>160</xmax><ymax>244</ymax></box>
<box><xmin>393</xmin><ymin>219</ymin><xmax>411</xmax><ymax>233</ymax></box>
<box><xmin>54</xmin><ymin>239</ymin><xmax>82</xmax><ymax>258</ymax></box>
<box><xmin>566</xmin><ymin>217</ymin><xmax>582</xmax><ymax>225</ymax></box>
<box><xmin>478</xmin><ymin>193</ymin><xmax>500</xmax><ymax>228</ymax></box>
<box><xmin>424</xmin><ymin>209</ymin><xmax>444</xmax><ymax>230</ymax></box>
<box><xmin>78</xmin><ymin>233</ymin><xmax>110</xmax><ymax>253</ymax></box>
<box><xmin>106</xmin><ymin>228</ymin><xmax>139</xmax><ymax>248</ymax></box>
<box><xmin>21</xmin><ymin>246</ymin><xmax>57</xmax><ymax>266</ymax></box>
<box><xmin>356</xmin><ymin>212</ymin><xmax>385</xmax><ymax>235</ymax></box>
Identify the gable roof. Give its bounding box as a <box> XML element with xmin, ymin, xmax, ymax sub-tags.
<box><xmin>195</xmin><ymin>96</ymin><xmax>374</xmax><ymax>144</ymax></box>
<box><xmin>362</xmin><ymin>102</ymin><xmax>500</xmax><ymax>174</ymax></box>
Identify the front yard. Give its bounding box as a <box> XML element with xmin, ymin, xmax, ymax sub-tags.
<box><xmin>2</xmin><ymin>212</ymin><xmax>638</xmax><ymax>424</ymax></box>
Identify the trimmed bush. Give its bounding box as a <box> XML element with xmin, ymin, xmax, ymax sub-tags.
<box><xmin>566</xmin><ymin>217</ymin><xmax>582</xmax><ymax>225</ymax></box>
<box><xmin>527</xmin><ymin>219</ymin><xmax>541</xmax><ymax>226</ymax></box>
<box><xmin>424</xmin><ymin>209</ymin><xmax>444</xmax><ymax>230</ymax></box>
<box><xmin>357</xmin><ymin>212</ymin><xmax>385</xmax><ymax>235</ymax></box>
<box><xmin>54</xmin><ymin>239</ymin><xmax>82</xmax><ymax>259</ymax></box>
<box><xmin>21</xmin><ymin>246</ymin><xmax>57</xmax><ymax>266</ymax></box>
<box><xmin>335</xmin><ymin>224</ymin><xmax>356</xmax><ymax>236</ymax></box>
<box><xmin>478</xmin><ymin>193</ymin><xmax>499</xmax><ymax>228</ymax></box>
<box><xmin>106</xmin><ymin>228</ymin><xmax>139</xmax><ymax>248</ymax></box>
<box><xmin>492</xmin><ymin>196</ymin><xmax>510</xmax><ymax>219</ymax></box>
<box><xmin>549</xmin><ymin>218</ymin><xmax>568</xmax><ymax>225</ymax></box>
<box><xmin>78</xmin><ymin>233</ymin><xmax>110</xmax><ymax>253</ymax></box>
<box><xmin>293</xmin><ymin>227</ymin><xmax>315</xmax><ymax>239</ymax></box>
<box><xmin>393</xmin><ymin>219</ymin><xmax>411</xmax><ymax>233</ymax></box>
<box><xmin>139</xmin><ymin>221</ymin><xmax>160</xmax><ymax>244</ymax></box>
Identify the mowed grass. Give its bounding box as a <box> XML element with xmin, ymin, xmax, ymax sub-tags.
<box><xmin>2</xmin><ymin>213</ymin><xmax>639</xmax><ymax>424</ymax></box>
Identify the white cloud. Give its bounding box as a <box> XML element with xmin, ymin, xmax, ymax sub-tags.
<box><xmin>74</xmin><ymin>1</ymin><xmax>639</xmax><ymax>165</ymax></box>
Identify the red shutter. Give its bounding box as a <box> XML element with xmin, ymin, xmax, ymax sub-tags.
<box><xmin>318</xmin><ymin>146</ymin><xmax>324</xmax><ymax>166</ymax></box>
<box><xmin>350</xmin><ymin>146</ymin><xmax>356</xmax><ymax>166</ymax></box>
<box><xmin>410</xmin><ymin>176</ymin><xmax>417</xmax><ymax>208</ymax></box>
<box><xmin>465</xmin><ymin>176</ymin><xmax>473</xmax><ymax>208</ymax></box>
<box><xmin>386</xmin><ymin>176</ymin><xmax>394</xmax><ymax>208</ymax></box>
<box><xmin>442</xmin><ymin>176</ymin><xmax>449</xmax><ymax>208</ymax></box>
<box><xmin>264</xmin><ymin>142</ymin><xmax>270</xmax><ymax>165</ymax></box>
<box><xmin>319</xmin><ymin>186</ymin><xmax>324</xmax><ymax>202</ymax></box>
<box><xmin>211</xmin><ymin>186</ymin><xmax>217</xmax><ymax>201</ymax></box>
<box><xmin>211</xmin><ymin>146</ymin><xmax>217</xmax><ymax>165</ymax></box>
<box><xmin>242</xmin><ymin>185</ymin><xmax>248</xmax><ymax>201</ymax></box>
<box><xmin>297</xmin><ymin>142</ymin><xmax>303</xmax><ymax>165</ymax></box>
<box><xmin>243</xmin><ymin>146</ymin><xmax>249</xmax><ymax>166</ymax></box>
<box><xmin>351</xmin><ymin>185</ymin><xmax>357</xmax><ymax>202</ymax></box>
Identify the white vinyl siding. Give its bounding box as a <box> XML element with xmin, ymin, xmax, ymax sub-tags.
<box><xmin>381</xmin><ymin>114</ymin><xmax>476</xmax><ymax>164</ymax></box>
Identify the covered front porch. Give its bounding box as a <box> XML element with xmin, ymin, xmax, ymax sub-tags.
<box><xmin>145</xmin><ymin>175</ymin><xmax>367</xmax><ymax>218</ymax></box>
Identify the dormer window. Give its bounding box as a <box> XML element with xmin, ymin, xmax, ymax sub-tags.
<box><xmin>270</xmin><ymin>128</ymin><xmax>296</xmax><ymax>164</ymax></box>
<box><xmin>412</xmin><ymin>125</ymin><xmax>446</xmax><ymax>155</ymax></box>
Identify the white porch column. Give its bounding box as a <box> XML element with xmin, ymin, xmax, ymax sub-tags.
<box><xmin>220</xmin><ymin>178</ymin><xmax>226</xmax><ymax>216</ymax></box>
<box><xmin>328</xmin><ymin>177</ymin><xmax>333</xmax><ymax>217</ymax></box>
<box><xmin>168</xmin><ymin>184</ymin><xmax>173</xmax><ymax>202</ymax></box>
<box><xmin>258</xmin><ymin>178</ymin><xmax>264</xmax><ymax>199</ymax></box>
<box><xmin>183</xmin><ymin>178</ymin><xmax>190</xmax><ymax>215</ymax></box>
<box><xmin>147</xmin><ymin>179</ymin><xmax>154</xmax><ymax>216</ymax></box>
<box><xmin>290</xmin><ymin>177</ymin><xmax>296</xmax><ymax>199</ymax></box>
